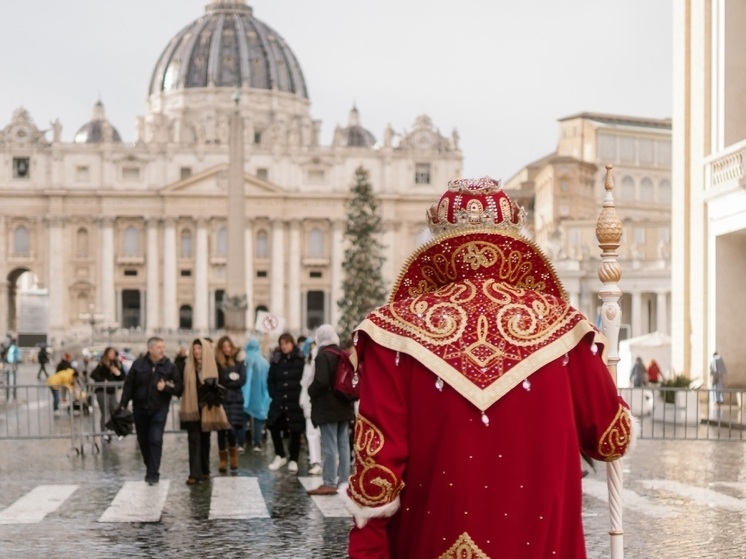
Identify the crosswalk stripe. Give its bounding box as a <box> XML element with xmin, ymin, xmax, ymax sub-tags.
<box><xmin>297</xmin><ymin>477</ymin><xmax>352</xmax><ymax>518</ymax></box>
<box><xmin>208</xmin><ymin>477</ymin><xmax>270</xmax><ymax>519</ymax></box>
<box><xmin>639</xmin><ymin>479</ymin><xmax>746</xmax><ymax>512</ymax></box>
<box><xmin>98</xmin><ymin>480</ymin><xmax>170</xmax><ymax>523</ymax></box>
<box><xmin>582</xmin><ymin>479</ymin><xmax>677</xmax><ymax>518</ymax></box>
<box><xmin>0</xmin><ymin>485</ymin><xmax>78</xmax><ymax>524</ymax></box>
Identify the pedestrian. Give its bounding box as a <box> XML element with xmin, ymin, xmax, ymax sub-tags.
<box><xmin>307</xmin><ymin>324</ymin><xmax>355</xmax><ymax>495</ymax></box>
<box><xmin>266</xmin><ymin>333</ymin><xmax>305</xmax><ymax>473</ymax></box>
<box><xmin>89</xmin><ymin>347</ymin><xmax>124</xmax><ymax>442</ymax></box>
<box><xmin>5</xmin><ymin>338</ymin><xmax>19</xmax><ymax>401</ymax></box>
<box><xmin>215</xmin><ymin>335</ymin><xmax>247</xmax><ymax>472</ymax></box>
<box><xmin>243</xmin><ymin>338</ymin><xmax>271</xmax><ymax>453</ymax></box>
<box><xmin>343</xmin><ymin>177</ymin><xmax>633</xmax><ymax>558</ymax></box>
<box><xmin>46</xmin><ymin>366</ymin><xmax>78</xmax><ymax>416</ymax></box>
<box><xmin>37</xmin><ymin>345</ymin><xmax>50</xmax><ymax>380</ymax></box>
<box><xmin>300</xmin><ymin>339</ymin><xmax>323</xmax><ymax>476</ymax></box>
<box><xmin>647</xmin><ymin>359</ymin><xmax>663</xmax><ymax>384</ymax></box>
<box><xmin>119</xmin><ymin>337</ymin><xmax>183</xmax><ymax>485</ymax></box>
<box><xmin>179</xmin><ymin>338</ymin><xmax>230</xmax><ymax>485</ymax></box>
<box><xmin>630</xmin><ymin>356</ymin><xmax>648</xmax><ymax>387</ymax></box>
<box><xmin>710</xmin><ymin>351</ymin><xmax>727</xmax><ymax>405</ymax></box>
<box><xmin>55</xmin><ymin>352</ymin><xmax>74</xmax><ymax>407</ymax></box>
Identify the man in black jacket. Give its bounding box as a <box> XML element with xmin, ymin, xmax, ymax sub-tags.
<box><xmin>120</xmin><ymin>337</ymin><xmax>182</xmax><ymax>485</ymax></box>
<box><xmin>307</xmin><ymin>324</ymin><xmax>356</xmax><ymax>495</ymax></box>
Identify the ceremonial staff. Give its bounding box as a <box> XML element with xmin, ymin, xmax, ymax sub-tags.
<box><xmin>595</xmin><ymin>165</ymin><xmax>625</xmax><ymax>559</ymax></box>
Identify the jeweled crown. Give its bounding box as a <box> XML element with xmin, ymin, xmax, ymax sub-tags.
<box><xmin>426</xmin><ymin>177</ymin><xmax>525</xmax><ymax>236</ymax></box>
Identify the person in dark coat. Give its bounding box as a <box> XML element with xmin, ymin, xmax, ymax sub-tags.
<box><xmin>267</xmin><ymin>332</ymin><xmax>306</xmax><ymax>473</ymax></box>
<box><xmin>37</xmin><ymin>346</ymin><xmax>50</xmax><ymax>380</ymax></box>
<box><xmin>120</xmin><ymin>337</ymin><xmax>182</xmax><ymax>485</ymax></box>
<box><xmin>90</xmin><ymin>347</ymin><xmax>124</xmax><ymax>442</ymax></box>
<box><xmin>307</xmin><ymin>324</ymin><xmax>356</xmax><ymax>495</ymax></box>
<box><xmin>216</xmin><ymin>335</ymin><xmax>247</xmax><ymax>472</ymax></box>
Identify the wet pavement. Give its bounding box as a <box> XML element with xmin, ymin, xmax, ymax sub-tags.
<box><xmin>1</xmin><ymin>364</ymin><xmax>746</xmax><ymax>558</ymax></box>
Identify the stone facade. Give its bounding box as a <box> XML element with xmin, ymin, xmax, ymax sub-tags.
<box><xmin>0</xmin><ymin>1</ymin><xmax>462</xmax><ymax>347</ymax></box>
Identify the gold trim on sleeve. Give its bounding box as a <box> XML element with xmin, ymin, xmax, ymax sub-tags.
<box><xmin>598</xmin><ymin>404</ymin><xmax>632</xmax><ymax>460</ymax></box>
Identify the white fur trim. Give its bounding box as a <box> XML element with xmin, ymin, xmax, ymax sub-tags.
<box><xmin>337</xmin><ymin>483</ymin><xmax>401</xmax><ymax>529</ymax></box>
<box><xmin>626</xmin><ymin>409</ymin><xmax>639</xmax><ymax>455</ymax></box>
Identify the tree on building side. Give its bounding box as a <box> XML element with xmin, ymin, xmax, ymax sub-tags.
<box><xmin>337</xmin><ymin>166</ymin><xmax>387</xmax><ymax>342</ymax></box>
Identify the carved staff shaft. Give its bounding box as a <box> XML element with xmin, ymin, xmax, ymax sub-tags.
<box><xmin>595</xmin><ymin>165</ymin><xmax>624</xmax><ymax>559</ymax></box>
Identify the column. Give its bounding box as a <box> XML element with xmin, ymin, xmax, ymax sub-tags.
<box><xmin>0</xmin><ymin>216</ymin><xmax>7</xmax><ymax>333</ymax></box>
<box><xmin>194</xmin><ymin>219</ymin><xmax>209</xmax><ymax>333</ymax></box>
<box><xmin>244</xmin><ymin>220</ymin><xmax>254</xmax><ymax>330</ymax></box>
<box><xmin>656</xmin><ymin>291</ymin><xmax>668</xmax><ymax>335</ymax></box>
<box><xmin>146</xmin><ymin>218</ymin><xmax>160</xmax><ymax>332</ymax></box>
<box><xmin>288</xmin><ymin>220</ymin><xmax>301</xmax><ymax>332</ymax></box>
<box><xmin>270</xmin><ymin>219</ymin><xmax>285</xmax><ymax>319</ymax></box>
<box><xmin>162</xmin><ymin>219</ymin><xmax>178</xmax><ymax>331</ymax></box>
<box><xmin>330</xmin><ymin>219</ymin><xmax>345</xmax><ymax>329</ymax></box>
<box><xmin>382</xmin><ymin>220</ymin><xmax>397</xmax><ymax>289</ymax></box>
<box><xmin>631</xmin><ymin>290</ymin><xmax>643</xmax><ymax>338</ymax></box>
<box><xmin>99</xmin><ymin>218</ymin><xmax>116</xmax><ymax>324</ymax></box>
<box><xmin>47</xmin><ymin>217</ymin><xmax>66</xmax><ymax>335</ymax></box>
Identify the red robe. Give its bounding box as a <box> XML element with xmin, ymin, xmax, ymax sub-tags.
<box><xmin>345</xmin><ymin>229</ymin><xmax>632</xmax><ymax>559</ymax></box>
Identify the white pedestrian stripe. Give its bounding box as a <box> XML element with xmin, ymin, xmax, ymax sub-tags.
<box><xmin>208</xmin><ymin>477</ymin><xmax>270</xmax><ymax>519</ymax></box>
<box><xmin>297</xmin><ymin>477</ymin><xmax>352</xmax><ymax>518</ymax></box>
<box><xmin>0</xmin><ymin>485</ymin><xmax>78</xmax><ymax>525</ymax></box>
<box><xmin>98</xmin><ymin>480</ymin><xmax>170</xmax><ymax>523</ymax></box>
<box><xmin>583</xmin><ymin>479</ymin><xmax>677</xmax><ymax>518</ymax></box>
<box><xmin>638</xmin><ymin>479</ymin><xmax>746</xmax><ymax>512</ymax></box>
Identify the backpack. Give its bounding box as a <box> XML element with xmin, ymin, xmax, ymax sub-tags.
<box><xmin>323</xmin><ymin>348</ymin><xmax>360</xmax><ymax>402</ymax></box>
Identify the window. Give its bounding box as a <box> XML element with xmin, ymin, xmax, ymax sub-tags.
<box><xmin>256</xmin><ymin>270</ymin><xmax>268</xmax><ymax>278</ymax></box>
<box><xmin>560</xmin><ymin>181</ymin><xmax>569</xmax><ymax>192</ymax></box>
<box><xmin>214</xmin><ymin>290</ymin><xmax>225</xmax><ymax>330</ymax></box>
<box><xmin>180</xmin><ymin>229</ymin><xmax>193</xmax><ymax>258</ymax></box>
<box><xmin>13</xmin><ymin>225</ymin><xmax>30</xmax><ymax>255</ymax></box>
<box><xmin>306</xmin><ymin>290</ymin><xmax>325</xmax><ymax>330</ymax></box>
<box><xmin>308</xmin><ymin>169</ymin><xmax>325</xmax><ymax>184</ymax></box>
<box><xmin>640</xmin><ymin>178</ymin><xmax>654</xmax><ymax>202</ymax></box>
<box><xmin>620</xmin><ymin>176</ymin><xmax>635</xmax><ymax>200</ymax></box>
<box><xmin>254</xmin><ymin>131</ymin><xmax>262</xmax><ymax>145</ymax></box>
<box><xmin>122</xmin><ymin>166</ymin><xmax>141</xmax><ymax>181</ymax></box>
<box><xmin>256</xmin><ymin>168</ymin><xmax>268</xmax><ymax>181</ymax></box>
<box><xmin>13</xmin><ymin>157</ymin><xmax>30</xmax><ymax>179</ymax></box>
<box><xmin>76</xmin><ymin>166</ymin><xmax>90</xmax><ymax>181</ymax></box>
<box><xmin>634</xmin><ymin>228</ymin><xmax>646</xmax><ymax>244</ymax></box>
<box><xmin>256</xmin><ymin>230</ymin><xmax>269</xmax><ymax>258</ymax></box>
<box><xmin>76</xmin><ymin>228</ymin><xmax>89</xmax><ymax>257</ymax></box>
<box><xmin>307</xmin><ymin>228</ymin><xmax>324</xmax><ymax>258</ymax></box>
<box><xmin>415</xmin><ymin>163</ymin><xmax>431</xmax><ymax>184</ymax></box>
<box><xmin>124</xmin><ymin>269</ymin><xmax>138</xmax><ymax>277</ymax></box>
<box><xmin>179</xmin><ymin>305</ymin><xmax>193</xmax><ymax>330</ymax></box>
<box><xmin>619</xmin><ymin>137</ymin><xmax>636</xmax><ymax>163</ymax></box>
<box><xmin>122</xmin><ymin>226</ymin><xmax>141</xmax><ymax>256</ymax></box>
<box><xmin>658</xmin><ymin>227</ymin><xmax>669</xmax><ymax>243</ymax></box>
<box><xmin>656</xmin><ymin>140</ymin><xmax>671</xmax><ymax>167</ymax></box>
<box><xmin>638</xmin><ymin>139</ymin><xmax>654</xmax><ymax>165</ymax></box>
<box><xmin>216</xmin><ymin>227</ymin><xmax>227</xmax><ymax>257</ymax></box>
<box><xmin>598</xmin><ymin>134</ymin><xmax>616</xmax><ymax>161</ymax></box>
<box><xmin>309</xmin><ymin>271</ymin><xmax>322</xmax><ymax>279</ymax></box>
<box><xmin>180</xmin><ymin>167</ymin><xmax>192</xmax><ymax>180</ymax></box>
<box><xmin>658</xmin><ymin>179</ymin><xmax>671</xmax><ymax>202</ymax></box>
<box><xmin>180</xmin><ymin>269</ymin><xmax>192</xmax><ymax>277</ymax></box>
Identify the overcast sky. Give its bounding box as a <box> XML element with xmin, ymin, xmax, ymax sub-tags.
<box><xmin>0</xmin><ymin>1</ymin><xmax>672</xmax><ymax>180</ymax></box>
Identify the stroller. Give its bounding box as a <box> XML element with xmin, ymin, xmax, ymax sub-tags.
<box><xmin>71</xmin><ymin>377</ymin><xmax>93</xmax><ymax>416</ymax></box>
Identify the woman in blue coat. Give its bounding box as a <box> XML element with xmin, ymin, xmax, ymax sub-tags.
<box><xmin>243</xmin><ymin>338</ymin><xmax>271</xmax><ymax>452</ymax></box>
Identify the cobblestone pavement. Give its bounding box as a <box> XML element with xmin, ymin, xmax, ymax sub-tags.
<box><xmin>2</xmin><ymin>365</ymin><xmax>746</xmax><ymax>558</ymax></box>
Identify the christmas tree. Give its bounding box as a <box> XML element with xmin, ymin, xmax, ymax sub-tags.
<box><xmin>337</xmin><ymin>166</ymin><xmax>388</xmax><ymax>342</ymax></box>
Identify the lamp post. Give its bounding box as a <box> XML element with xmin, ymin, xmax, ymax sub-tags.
<box><xmin>595</xmin><ymin>165</ymin><xmax>625</xmax><ymax>559</ymax></box>
<box><xmin>79</xmin><ymin>304</ymin><xmax>105</xmax><ymax>349</ymax></box>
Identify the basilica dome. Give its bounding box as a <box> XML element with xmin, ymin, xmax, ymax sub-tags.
<box><xmin>149</xmin><ymin>0</ymin><xmax>308</xmax><ymax>99</ymax></box>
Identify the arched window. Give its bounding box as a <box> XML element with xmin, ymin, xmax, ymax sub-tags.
<box><xmin>216</xmin><ymin>227</ymin><xmax>228</xmax><ymax>257</ymax></box>
<box><xmin>307</xmin><ymin>228</ymin><xmax>324</xmax><ymax>258</ymax></box>
<box><xmin>180</xmin><ymin>229</ymin><xmax>193</xmax><ymax>258</ymax></box>
<box><xmin>658</xmin><ymin>179</ymin><xmax>671</xmax><ymax>202</ymax></box>
<box><xmin>256</xmin><ymin>230</ymin><xmax>269</xmax><ymax>258</ymax></box>
<box><xmin>122</xmin><ymin>226</ymin><xmax>140</xmax><ymax>256</ymax></box>
<box><xmin>76</xmin><ymin>228</ymin><xmax>89</xmax><ymax>257</ymax></box>
<box><xmin>640</xmin><ymin>177</ymin><xmax>654</xmax><ymax>202</ymax></box>
<box><xmin>13</xmin><ymin>225</ymin><xmax>29</xmax><ymax>255</ymax></box>
<box><xmin>620</xmin><ymin>176</ymin><xmax>635</xmax><ymax>200</ymax></box>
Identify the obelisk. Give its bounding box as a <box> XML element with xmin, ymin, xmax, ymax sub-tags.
<box><xmin>223</xmin><ymin>88</ymin><xmax>248</xmax><ymax>333</ymax></box>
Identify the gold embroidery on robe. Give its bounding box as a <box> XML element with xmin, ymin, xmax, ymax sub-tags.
<box><xmin>349</xmin><ymin>414</ymin><xmax>405</xmax><ymax>507</ymax></box>
<box><xmin>598</xmin><ymin>405</ymin><xmax>632</xmax><ymax>460</ymax></box>
<box><xmin>437</xmin><ymin>532</ymin><xmax>491</xmax><ymax>559</ymax></box>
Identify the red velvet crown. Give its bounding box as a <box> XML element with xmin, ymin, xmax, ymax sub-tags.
<box><xmin>427</xmin><ymin>177</ymin><xmax>524</xmax><ymax>235</ymax></box>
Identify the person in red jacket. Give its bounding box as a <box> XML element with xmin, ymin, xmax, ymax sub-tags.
<box><xmin>344</xmin><ymin>177</ymin><xmax>634</xmax><ymax>559</ymax></box>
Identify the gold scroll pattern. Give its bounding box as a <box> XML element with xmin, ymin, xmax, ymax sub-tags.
<box><xmin>348</xmin><ymin>414</ymin><xmax>405</xmax><ymax>507</ymax></box>
<box><xmin>598</xmin><ymin>405</ymin><xmax>632</xmax><ymax>460</ymax></box>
